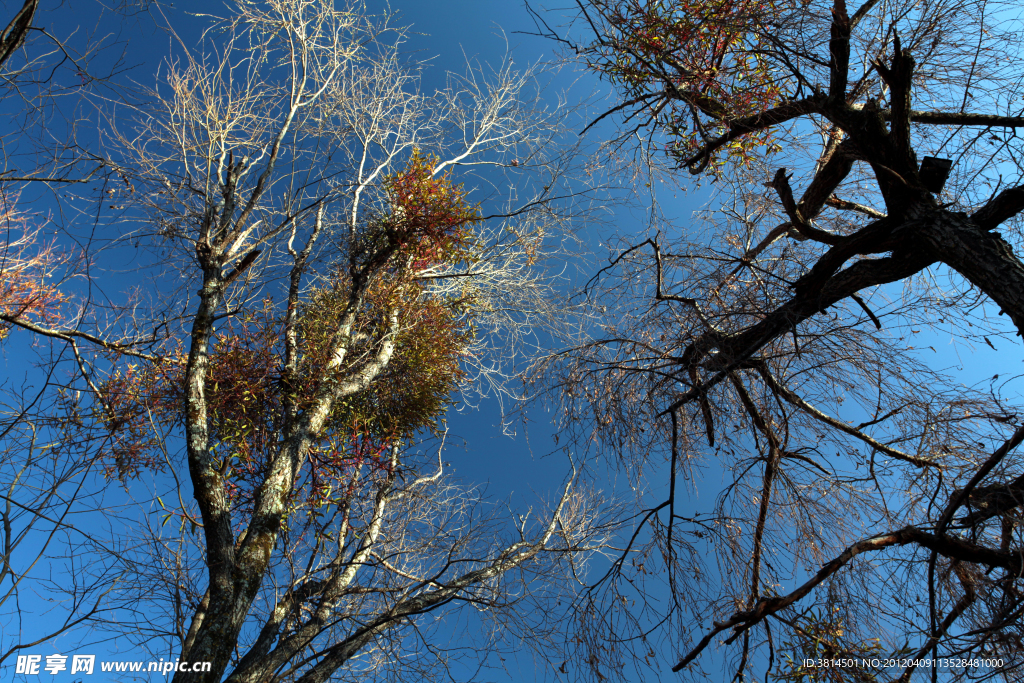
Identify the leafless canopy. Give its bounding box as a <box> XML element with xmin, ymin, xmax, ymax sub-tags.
<box><xmin>533</xmin><ymin>0</ymin><xmax>1024</xmax><ymax>680</ymax></box>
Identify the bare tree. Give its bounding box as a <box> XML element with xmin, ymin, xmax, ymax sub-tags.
<box><xmin>0</xmin><ymin>0</ymin><xmax>613</xmax><ymax>681</ymax></box>
<box><xmin>0</xmin><ymin>0</ymin><xmax>135</xmax><ymax>187</ymax></box>
<box><xmin>0</xmin><ymin>1</ymin><xmax>169</xmax><ymax>667</ymax></box>
<box><xmin>529</xmin><ymin>0</ymin><xmax>1024</xmax><ymax>680</ymax></box>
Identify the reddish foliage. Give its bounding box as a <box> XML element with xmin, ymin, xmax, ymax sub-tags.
<box><xmin>0</xmin><ymin>195</ymin><xmax>69</xmax><ymax>339</ymax></box>
<box><xmin>382</xmin><ymin>150</ymin><xmax>479</xmax><ymax>267</ymax></box>
<box><xmin>100</xmin><ymin>269</ymin><xmax>469</xmax><ymax>508</ymax></box>
<box><xmin>100</xmin><ymin>361</ymin><xmax>170</xmax><ymax>478</ymax></box>
<box><xmin>97</xmin><ymin>151</ymin><xmax>477</xmax><ymax>513</ymax></box>
<box><xmin>583</xmin><ymin>0</ymin><xmax>786</xmax><ymax>169</ymax></box>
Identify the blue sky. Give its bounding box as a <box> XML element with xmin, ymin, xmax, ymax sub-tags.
<box><xmin>0</xmin><ymin>1</ymin><xmax>675</xmax><ymax>681</ymax></box>
<box><xmin>10</xmin><ymin>1</ymin><xmax>1020</xmax><ymax>682</ymax></box>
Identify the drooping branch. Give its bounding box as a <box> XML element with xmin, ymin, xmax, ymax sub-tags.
<box><xmin>673</xmin><ymin>526</ymin><xmax>1020</xmax><ymax>672</ymax></box>
<box><xmin>665</xmin><ymin>247</ymin><xmax>935</xmax><ymax>415</ymax></box>
<box><xmin>896</xmin><ymin>562</ymin><xmax>977</xmax><ymax>683</ymax></box>
<box><xmin>755</xmin><ymin>364</ymin><xmax>934</xmax><ymax>467</ymax></box>
<box><xmin>691</xmin><ymin>365</ymin><xmax>715</xmax><ymax>447</ymax></box>
<box><xmin>849</xmin><ymin>293</ymin><xmax>882</xmax><ymax>328</ymax></box>
<box><xmin>683</xmin><ymin>96</ymin><xmax>825</xmax><ymax>173</ymax></box>
<box><xmin>730</xmin><ymin>374</ymin><xmax>781</xmax><ymax>607</ymax></box>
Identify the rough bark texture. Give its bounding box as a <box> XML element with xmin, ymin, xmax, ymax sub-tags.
<box><xmin>921</xmin><ymin>212</ymin><xmax>1024</xmax><ymax>335</ymax></box>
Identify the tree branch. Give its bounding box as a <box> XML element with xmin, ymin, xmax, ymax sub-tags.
<box><xmin>826</xmin><ymin>195</ymin><xmax>886</xmax><ymax>219</ymax></box>
<box><xmin>664</xmin><ymin>248</ymin><xmax>934</xmax><ymax>415</ymax></box>
<box><xmin>0</xmin><ymin>315</ymin><xmax>158</xmax><ymax>361</ymax></box>
<box><xmin>972</xmin><ymin>185</ymin><xmax>1024</xmax><ymax>231</ymax></box>
<box><xmin>755</xmin><ymin>364</ymin><xmax>934</xmax><ymax>467</ymax></box>
<box><xmin>673</xmin><ymin>526</ymin><xmax>1018</xmax><ymax>672</ymax></box>
<box><xmin>769</xmin><ymin>168</ymin><xmax>842</xmax><ymax>244</ymax></box>
<box><xmin>0</xmin><ymin>0</ymin><xmax>37</xmax><ymax>68</ymax></box>
<box><xmin>899</xmin><ymin>111</ymin><xmax>1024</xmax><ymax>128</ymax></box>
<box><xmin>872</xmin><ymin>35</ymin><xmax>915</xmax><ymax>160</ymax></box>
<box><xmin>683</xmin><ymin>96</ymin><xmax>825</xmax><ymax>173</ymax></box>
<box><xmin>828</xmin><ymin>0</ymin><xmax>850</xmax><ymax>102</ymax></box>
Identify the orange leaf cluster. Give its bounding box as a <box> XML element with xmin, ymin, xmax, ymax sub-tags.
<box><xmin>0</xmin><ymin>197</ymin><xmax>69</xmax><ymax>339</ymax></box>
<box><xmin>381</xmin><ymin>150</ymin><xmax>480</xmax><ymax>268</ymax></box>
<box><xmin>99</xmin><ymin>279</ymin><xmax>469</xmax><ymax>510</ymax></box>
<box><xmin>585</xmin><ymin>0</ymin><xmax>786</xmax><ymax>169</ymax></box>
